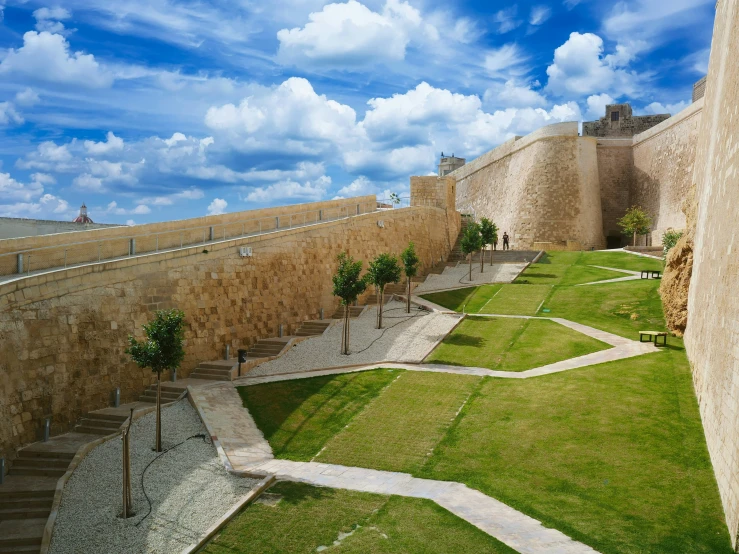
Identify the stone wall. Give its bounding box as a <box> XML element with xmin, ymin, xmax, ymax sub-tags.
<box><xmin>681</xmin><ymin>0</ymin><xmax>739</xmax><ymax>547</ymax></box>
<box><xmin>631</xmin><ymin>99</ymin><xmax>703</xmax><ymax>245</ymax></box>
<box><xmin>0</xmin><ymin>217</ymin><xmax>120</xmax><ymax>240</ymax></box>
<box><xmin>0</xmin><ymin>197</ymin><xmax>377</xmax><ymax>278</ymax></box>
<box><xmin>451</xmin><ymin>122</ymin><xmax>604</xmax><ymax>250</ymax></box>
<box><xmin>595</xmin><ymin>138</ymin><xmax>634</xmax><ymax>246</ymax></box>
<box><xmin>583</xmin><ymin>103</ymin><xmax>671</xmax><ymax>137</ymax></box>
<box><xmin>0</xmin><ymin>204</ymin><xmax>460</xmax><ymax>464</ymax></box>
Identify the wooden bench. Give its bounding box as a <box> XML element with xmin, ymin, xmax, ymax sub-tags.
<box><xmin>640</xmin><ymin>270</ymin><xmax>661</xmax><ymax>279</ymax></box>
<box><xmin>639</xmin><ymin>330</ymin><xmax>668</xmax><ymax>346</ymax></box>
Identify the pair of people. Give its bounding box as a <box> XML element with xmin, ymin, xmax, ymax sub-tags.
<box><xmin>493</xmin><ymin>232</ymin><xmax>511</xmax><ymax>251</ymax></box>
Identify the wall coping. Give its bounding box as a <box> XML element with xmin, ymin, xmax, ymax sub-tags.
<box><xmin>632</xmin><ymin>98</ymin><xmax>704</xmax><ymax>147</ymax></box>
<box><xmin>0</xmin><ymin>205</ymin><xmax>446</xmax><ymax>306</ymax></box>
<box><xmin>449</xmin><ymin>121</ymin><xmax>581</xmax><ymax>181</ymax></box>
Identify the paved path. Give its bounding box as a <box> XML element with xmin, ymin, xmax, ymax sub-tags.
<box><xmin>577</xmin><ymin>265</ymin><xmax>644</xmax><ymax>286</ymax></box>
<box><xmin>189</xmin><ymin>380</ymin><xmax>600</xmax><ymax>554</ymax></box>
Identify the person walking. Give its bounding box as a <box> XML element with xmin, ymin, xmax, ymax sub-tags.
<box><xmin>503</xmin><ymin>232</ymin><xmax>510</xmax><ymax>251</ymax></box>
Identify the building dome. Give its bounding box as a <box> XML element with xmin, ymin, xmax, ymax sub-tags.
<box><xmin>73</xmin><ymin>203</ymin><xmax>94</xmax><ymax>224</ymax></box>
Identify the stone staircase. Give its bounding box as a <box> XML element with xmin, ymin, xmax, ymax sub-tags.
<box><xmin>246</xmin><ymin>338</ymin><xmax>290</xmax><ymax>359</ymax></box>
<box><xmin>138</xmin><ymin>383</ymin><xmax>186</xmax><ymax>404</ymax></box>
<box><xmin>74</xmin><ymin>412</ymin><xmax>128</xmax><ymax>435</ymax></box>
<box><xmin>189</xmin><ymin>360</ymin><xmax>236</xmax><ymax>381</ymax></box>
<box><xmin>295</xmin><ymin>320</ymin><xmax>331</xmax><ymax>337</ymax></box>
<box><xmin>6</xmin><ymin>450</ymin><xmax>75</xmax><ymax>479</ymax></box>
<box><xmin>331</xmin><ymin>305</ymin><xmax>365</xmax><ymax>319</ymax></box>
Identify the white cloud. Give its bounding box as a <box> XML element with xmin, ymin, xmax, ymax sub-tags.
<box><xmin>17</xmin><ymin>141</ymin><xmax>76</xmax><ymax>171</ymax></box>
<box><xmin>484</xmin><ymin>80</ymin><xmax>547</xmax><ymax>109</ymax></box>
<box><xmin>0</xmin><ymin>102</ymin><xmax>23</xmax><ymax>125</ymax></box>
<box><xmin>207</xmin><ymin>198</ymin><xmax>228</xmax><ymax>215</ymax></box>
<box><xmin>585</xmin><ymin>93</ymin><xmax>615</xmax><ymax>119</ymax></box>
<box><xmin>603</xmin><ymin>0</ymin><xmax>714</xmax><ymax>44</ymax></box>
<box><xmin>245</xmin><ymin>176</ymin><xmax>331</xmax><ymax>203</ymax></box>
<box><xmin>143</xmin><ymin>188</ymin><xmax>205</xmax><ymax>206</ymax></box>
<box><xmin>73</xmin><ymin>173</ymin><xmax>104</xmax><ymax>191</ymax></box>
<box><xmin>0</xmin><ymin>172</ymin><xmax>46</xmax><ymax>202</ymax></box>
<box><xmin>337</xmin><ymin>176</ymin><xmax>377</xmax><ymax>197</ymax></box>
<box><xmin>545</xmin><ymin>32</ymin><xmax>639</xmax><ymax>97</ymax></box>
<box><xmin>126</xmin><ymin>219</ymin><xmax>136</xmax><ymax>226</ymax></box>
<box><xmin>33</xmin><ymin>6</ymin><xmax>72</xmax><ymax>34</ymax></box>
<box><xmin>276</xmin><ymin>0</ymin><xmax>423</xmax><ymax>67</ymax></box>
<box><xmin>0</xmin><ymin>193</ymin><xmax>71</xmax><ymax>219</ymax></box>
<box><xmin>84</xmin><ymin>131</ymin><xmax>124</xmax><ymax>154</ymax></box>
<box><xmin>104</xmin><ymin>200</ymin><xmax>151</xmax><ymax>215</ymax></box>
<box><xmin>642</xmin><ymin>101</ymin><xmax>688</xmax><ymax>115</ymax></box>
<box><xmin>529</xmin><ymin>6</ymin><xmax>552</xmax><ymax>25</ymax></box>
<box><xmin>484</xmin><ymin>44</ymin><xmax>529</xmax><ymax>78</ymax></box>
<box><xmin>15</xmin><ymin>88</ymin><xmax>40</xmax><ymax>106</ymax></box>
<box><xmin>493</xmin><ymin>6</ymin><xmax>522</xmax><ymax>34</ymax></box>
<box><xmin>0</xmin><ymin>31</ymin><xmax>113</xmax><ymax>88</ymax></box>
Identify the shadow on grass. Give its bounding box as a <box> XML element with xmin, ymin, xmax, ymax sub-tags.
<box><xmin>523</xmin><ymin>273</ymin><xmax>559</xmax><ymax>279</ymax></box>
<box><xmin>443</xmin><ymin>334</ymin><xmax>485</xmax><ymax>347</ymax></box>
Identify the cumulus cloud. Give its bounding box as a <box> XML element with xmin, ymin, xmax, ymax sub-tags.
<box><xmin>143</xmin><ymin>188</ymin><xmax>205</xmax><ymax>206</ymax></box>
<box><xmin>17</xmin><ymin>141</ymin><xmax>75</xmax><ymax>171</ymax></box>
<box><xmin>484</xmin><ymin>80</ymin><xmax>547</xmax><ymax>109</ymax></box>
<box><xmin>33</xmin><ymin>6</ymin><xmax>72</xmax><ymax>34</ymax></box>
<box><xmin>15</xmin><ymin>88</ymin><xmax>40</xmax><ymax>106</ymax></box>
<box><xmin>0</xmin><ymin>172</ymin><xmax>45</xmax><ymax>202</ymax></box>
<box><xmin>0</xmin><ymin>193</ymin><xmax>71</xmax><ymax>219</ymax></box>
<box><xmin>585</xmin><ymin>93</ymin><xmax>615</xmax><ymax>119</ymax></box>
<box><xmin>0</xmin><ymin>102</ymin><xmax>23</xmax><ymax>126</ymax></box>
<box><xmin>207</xmin><ymin>198</ymin><xmax>228</xmax><ymax>215</ymax></box>
<box><xmin>276</xmin><ymin>0</ymin><xmax>425</xmax><ymax>67</ymax></box>
<box><xmin>103</xmin><ymin>201</ymin><xmax>151</xmax><ymax>215</ymax></box>
<box><xmin>0</xmin><ymin>31</ymin><xmax>113</xmax><ymax>88</ymax></box>
<box><xmin>642</xmin><ymin>101</ymin><xmax>688</xmax><ymax>116</ymax></box>
<box><xmin>245</xmin><ymin>176</ymin><xmax>332</xmax><ymax>203</ymax></box>
<box><xmin>545</xmin><ymin>32</ymin><xmax>639</xmax><ymax>97</ymax></box>
<box><xmin>84</xmin><ymin>131</ymin><xmax>124</xmax><ymax>154</ymax></box>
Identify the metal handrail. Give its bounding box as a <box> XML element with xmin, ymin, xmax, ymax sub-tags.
<box><xmin>1</xmin><ymin>202</ymin><xmax>377</xmax><ymax>281</ymax></box>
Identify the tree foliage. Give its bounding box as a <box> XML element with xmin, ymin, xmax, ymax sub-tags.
<box><xmin>662</xmin><ymin>229</ymin><xmax>683</xmax><ymax>255</ymax></box>
<box><xmin>460</xmin><ymin>222</ymin><xmax>483</xmax><ymax>281</ymax></box>
<box><xmin>332</xmin><ymin>252</ymin><xmax>367</xmax><ymax>355</ymax></box>
<box><xmin>479</xmin><ymin>218</ymin><xmax>498</xmax><ymax>267</ymax></box>
<box><xmin>126</xmin><ymin>309</ymin><xmax>186</xmax><ymax>376</ymax></box>
<box><xmin>400</xmin><ymin>242</ymin><xmax>420</xmax><ymax>313</ymax></box>
<box><xmin>366</xmin><ymin>253</ymin><xmax>402</xmax><ymax>328</ymax></box>
<box><xmin>618</xmin><ymin>206</ymin><xmax>652</xmax><ymax>245</ymax></box>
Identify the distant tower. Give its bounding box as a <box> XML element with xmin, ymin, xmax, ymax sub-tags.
<box><xmin>73</xmin><ymin>203</ymin><xmax>94</xmax><ymax>224</ymax></box>
<box><xmin>438</xmin><ymin>152</ymin><xmax>466</xmax><ymax>176</ymax></box>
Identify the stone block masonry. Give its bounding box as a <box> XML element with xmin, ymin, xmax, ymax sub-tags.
<box><xmin>0</xmin><ymin>202</ymin><xmax>460</xmax><ymax>465</ymax></box>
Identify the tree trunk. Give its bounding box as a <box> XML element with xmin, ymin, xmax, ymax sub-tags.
<box><xmin>469</xmin><ymin>254</ymin><xmax>472</xmax><ymax>281</ymax></box>
<box><xmin>480</xmin><ymin>247</ymin><xmax>484</xmax><ymax>273</ymax></box>
<box><xmin>377</xmin><ymin>287</ymin><xmax>384</xmax><ymax>329</ymax></box>
<box><xmin>340</xmin><ymin>304</ymin><xmax>346</xmax><ymax>354</ymax></box>
<box><xmin>489</xmin><ymin>245</ymin><xmax>493</xmax><ymax>266</ymax></box>
<box><xmin>155</xmin><ymin>373</ymin><xmax>162</xmax><ymax>452</ymax></box>
<box><xmin>633</xmin><ymin>231</ymin><xmax>637</xmax><ymax>247</ymax></box>
<box><xmin>406</xmin><ymin>277</ymin><xmax>411</xmax><ymax>314</ymax></box>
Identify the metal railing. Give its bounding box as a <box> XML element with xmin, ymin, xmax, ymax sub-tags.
<box><xmin>376</xmin><ymin>196</ymin><xmax>439</xmax><ymax>209</ymax></box>
<box><xmin>0</xmin><ymin>203</ymin><xmax>377</xmax><ymax>283</ymax></box>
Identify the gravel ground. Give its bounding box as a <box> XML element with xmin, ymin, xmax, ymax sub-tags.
<box><xmin>248</xmin><ymin>300</ymin><xmax>462</xmax><ymax>376</ymax></box>
<box><xmin>413</xmin><ymin>262</ymin><xmax>527</xmax><ymax>294</ymax></box>
<box><xmin>49</xmin><ymin>400</ymin><xmax>260</xmax><ymax>554</ymax></box>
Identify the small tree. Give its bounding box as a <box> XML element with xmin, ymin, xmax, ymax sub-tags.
<box><xmin>618</xmin><ymin>206</ymin><xmax>652</xmax><ymax>246</ymax></box>
<box><xmin>479</xmin><ymin>218</ymin><xmax>497</xmax><ymax>272</ymax></box>
<box><xmin>126</xmin><ymin>309</ymin><xmax>186</xmax><ymax>453</ymax></box>
<box><xmin>365</xmin><ymin>253</ymin><xmax>402</xmax><ymax>328</ymax></box>
<box><xmin>460</xmin><ymin>221</ymin><xmax>483</xmax><ymax>282</ymax></box>
<box><xmin>332</xmin><ymin>253</ymin><xmax>367</xmax><ymax>355</ymax></box>
<box><xmin>389</xmin><ymin>192</ymin><xmax>401</xmax><ymax>207</ymax></box>
<box><xmin>662</xmin><ymin>229</ymin><xmax>683</xmax><ymax>256</ymax></box>
<box><xmin>400</xmin><ymin>242</ymin><xmax>420</xmax><ymax>314</ymax></box>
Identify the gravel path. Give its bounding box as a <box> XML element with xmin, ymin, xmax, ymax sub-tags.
<box><xmin>413</xmin><ymin>262</ymin><xmax>527</xmax><ymax>294</ymax></box>
<box><xmin>49</xmin><ymin>400</ymin><xmax>260</xmax><ymax>554</ymax></box>
<box><xmin>247</xmin><ymin>300</ymin><xmax>461</xmax><ymax>377</ymax></box>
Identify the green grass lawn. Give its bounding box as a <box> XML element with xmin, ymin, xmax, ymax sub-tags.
<box><xmin>421</xmin><ymin>344</ymin><xmax>732</xmax><ymax>553</ymax></box>
<box><xmin>202</xmin><ymin>481</ymin><xmax>518</xmax><ymax>554</ymax></box>
<box><xmin>425</xmin><ymin>316</ymin><xmax>609</xmax><ymax>371</ymax></box>
<box><xmin>238</xmin><ymin>369</ymin><xmax>400</xmax><ymax>460</ymax></box>
<box><xmin>420</xmin><ymin>284</ymin><xmax>500</xmax><ymax>312</ymax></box>
<box><xmin>316</xmin><ymin>371</ymin><xmax>480</xmax><ymax>473</ymax></box>
<box><xmin>476</xmin><ymin>284</ymin><xmax>551</xmax><ymax>315</ymax></box>
<box><xmin>578</xmin><ymin>250</ymin><xmax>664</xmax><ymax>272</ymax></box>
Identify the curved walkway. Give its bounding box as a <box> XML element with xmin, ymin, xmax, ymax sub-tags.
<box><xmin>189</xmin><ymin>382</ymin><xmax>599</xmax><ymax>554</ymax></box>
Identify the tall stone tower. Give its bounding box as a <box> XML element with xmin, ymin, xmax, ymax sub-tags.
<box><xmin>438</xmin><ymin>153</ymin><xmax>466</xmax><ymax>176</ymax></box>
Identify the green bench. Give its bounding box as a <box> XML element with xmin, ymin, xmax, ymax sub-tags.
<box><xmin>639</xmin><ymin>330</ymin><xmax>668</xmax><ymax>346</ymax></box>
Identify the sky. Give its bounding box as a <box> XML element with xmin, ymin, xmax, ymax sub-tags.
<box><xmin>0</xmin><ymin>0</ymin><xmax>716</xmax><ymax>225</ymax></box>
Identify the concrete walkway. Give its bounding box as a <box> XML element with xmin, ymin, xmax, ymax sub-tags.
<box><xmin>577</xmin><ymin>265</ymin><xmax>644</xmax><ymax>286</ymax></box>
<box><xmin>189</xmin><ymin>381</ymin><xmax>600</xmax><ymax>554</ymax></box>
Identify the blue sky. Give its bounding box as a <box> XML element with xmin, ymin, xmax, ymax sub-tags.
<box><xmin>0</xmin><ymin>0</ymin><xmax>715</xmax><ymax>225</ymax></box>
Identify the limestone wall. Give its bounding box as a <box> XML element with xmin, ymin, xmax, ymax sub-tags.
<box><xmin>631</xmin><ymin>100</ymin><xmax>703</xmax><ymax>245</ymax></box>
<box><xmin>595</xmin><ymin>138</ymin><xmax>634</xmax><ymax>246</ymax></box>
<box><xmin>682</xmin><ymin>0</ymin><xmax>739</xmax><ymax>547</ymax></box>
<box><xmin>452</xmin><ymin>122</ymin><xmax>604</xmax><ymax>249</ymax></box>
<box><xmin>0</xmin><ymin>205</ymin><xmax>460</xmax><ymax>463</ymax></box>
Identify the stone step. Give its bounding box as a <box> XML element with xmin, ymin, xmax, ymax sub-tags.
<box><xmin>189</xmin><ymin>372</ymin><xmax>231</xmax><ymax>381</ymax></box>
<box><xmin>331</xmin><ymin>306</ymin><xmax>364</xmax><ymax>319</ymax></box>
<box><xmin>0</xmin><ymin>518</ymin><xmax>45</xmax><ymax>550</ymax></box>
<box><xmin>8</xmin><ymin>467</ymin><xmax>66</xmax><ymax>478</ymax></box>
<box><xmin>16</xmin><ymin>450</ymin><xmax>75</xmax><ymax>462</ymax></box>
<box><xmin>139</xmin><ymin>389</ymin><xmax>181</xmax><ymax>400</ymax></box>
<box><xmin>0</xmin><ymin>489</ymin><xmax>54</xmax><ymax>503</ymax></box>
<box><xmin>0</xmin><ymin>506</ymin><xmax>50</xmax><ymax>521</ymax></box>
<box><xmin>83</xmin><ymin>412</ymin><xmax>128</xmax><ymax>424</ymax></box>
<box><xmin>198</xmin><ymin>361</ymin><xmax>237</xmax><ymax>371</ymax></box>
<box><xmin>0</xmin><ymin>545</ymin><xmax>41</xmax><ymax>553</ymax></box>
<box><xmin>0</xmin><ymin>498</ymin><xmax>52</xmax><ymax>511</ymax></box>
<box><xmin>191</xmin><ymin>367</ymin><xmax>232</xmax><ymax>377</ymax></box>
<box><xmin>10</xmin><ymin>458</ymin><xmax>68</xmax><ymax>471</ymax></box>
<box><xmin>75</xmin><ymin>418</ymin><xmax>122</xmax><ymax>432</ymax></box>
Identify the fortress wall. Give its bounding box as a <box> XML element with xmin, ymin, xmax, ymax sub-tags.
<box><xmin>683</xmin><ymin>0</ymin><xmax>739</xmax><ymax>546</ymax></box>
<box><xmin>631</xmin><ymin>100</ymin><xmax>703</xmax><ymax>245</ymax></box>
<box><xmin>596</xmin><ymin>139</ymin><xmax>633</xmax><ymax>245</ymax></box>
<box><xmin>0</xmin><ymin>205</ymin><xmax>459</xmax><ymax>463</ymax></box>
<box><xmin>453</xmin><ymin>122</ymin><xmax>604</xmax><ymax>249</ymax></box>
<box><xmin>0</xmin><ymin>197</ymin><xmax>377</xmax><ymax>276</ymax></box>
